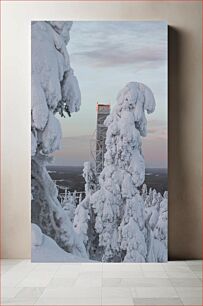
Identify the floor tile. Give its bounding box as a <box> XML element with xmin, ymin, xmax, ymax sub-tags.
<box><xmin>2</xmin><ymin>296</ymin><xmax>39</xmax><ymax>305</ymax></box>
<box><xmin>15</xmin><ymin>287</ymin><xmax>45</xmax><ymax>298</ymax></box>
<box><xmin>13</xmin><ymin>263</ymin><xmax>58</xmax><ymax>288</ymax></box>
<box><xmin>186</xmin><ymin>260</ymin><xmax>202</xmax><ymax>266</ymax></box>
<box><xmin>166</xmin><ymin>271</ymin><xmax>197</xmax><ymax>278</ymax></box>
<box><xmin>102</xmin><ymin>297</ymin><xmax>134</xmax><ymax>305</ymax></box>
<box><xmin>2</xmin><ymin>287</ymin><xmax>23</xmax><ymax>299</ymax></box>
<box><xmin>164</xmin><ymin>265</ymin><xmax>192</xmax><ymax>272</ymax></box>
<box><xmin>141</xmin><ymin>263</ymin><xmax>165</xmax><ymax>271</ymax></box>
<box><xmin>81</xmin><ymin>263</ymin><xmax>102</xmax><ymax>272</ymax></box>
<box><xmin>35</xmin><ymin>297</ymin><xmax>102</xmax><ymax>305</ymax></box>
<box><xmin>122</xmin><ymin>277</ymin><xmax>172</xmax><ymax>287</ymax></box>
<box><xmin>163</xmin><ymin>261</ymin><xmax>187</xmax><ymax>265</ymax></box>
<box><xmin>170</xmin><ymin>277</ymin><xmax>202</xmax><ymax>287</ymax></box>
<box><xmin>102</xmin><ymin>277</ymin><xmax>123</xmax><ymax>287</ymax></box>
<box><xmin>2</xmin><ymin>262</ymin><xmax>38</xmax><ymax>287</ymax></box>
<box><xmin>103</xmin><ymin>270</ymin><xmax>144</xmax><ymax>278</ymax></box>
<box><xmin>54</xmin><ymin>266</ymin><xmax>81</xmax><ymax>278</ymax></box>
<box><xmin>47</xmin><ymin>277</ymin><xmax>76</xmax><ymax>288</ymax></box>
<box><xmin>133</xmin><ymin>297</ymin><xmax>183</xmax><ymax>305</ymax></box>
<box><xmin>102</xmin><ymin>263</ymin><xmax>142</xmax><ymax>273</ymax></box>
<box><xmin>193</xmin><ymin>271</ymin><xmax>202</xmax><ymax>279</ymax></box>
<box><xmin>143</xmin><ymin>271</ymin><xmax>168</xmax><ymax>278</ymax></box>
<box><xmin>41</xmin><ymin>287</ymin><xmax>101</xmax><ymax>298</ymax></box>
<box><xmin>189</xmin><ymin>264</ymin><xmax>202</xmax><ymax>272</ymax></box>
<box><xmin>1</xmin><ymin>259</ymin><xmax>24</xmax><ymax>266</ymax></box>
<box><xmin>102</xmin><ymin>287</ymin><xmax>132</xmax><ymax>298</ymax></box>
<box><xmin>133</xmin><ymin>286</ymin><xmax>178</xmax><ymax>298</ymax></box>
<box><xmin>1</xmin><ymin>265</ymin><xmax>16</xmax><ymax>274</ymax></box>
<box><xmin>175</xmin><ymin>287</ymin><xmax>202</xmax><ymax>298</ymax></box>
<box><xmin>79</xmin><ymin>271</ymin><xmax>102</xmax><ymax>278</ymax></box>
<box><xmin>75</xmin><ymin>276</ymin><xmax>102</xmax><ymax>287</ymax></box>
<box><xmin>17</xmin><ymin>271</ymin><xmax>57</xmax><ymax>287</ymax></box>
<box><xmin>180</xmin><ymin>296</ymin><xmax>202</xmax><ymax>305</ymax></box>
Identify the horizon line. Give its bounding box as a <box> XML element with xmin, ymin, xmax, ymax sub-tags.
<box><xmin>47</xmin><ymin>165</ymin><xmax>168</xmax><ymax>169</ymax></box>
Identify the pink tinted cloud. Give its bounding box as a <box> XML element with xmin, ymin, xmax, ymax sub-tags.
<box><xmin>53</xmin><ymin>129</ymin><xmax>167</xmax><ymax>168</ymax></box>
<box><xmin>72</xmin><ymin>44</ymin><xmax>166</xmax><ymax>68</ymax></box>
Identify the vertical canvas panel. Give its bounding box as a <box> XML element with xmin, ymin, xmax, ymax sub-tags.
<box><xmin>31</xmin><ymin>21</ymin><xmax>167</xmax><ymax>262</ymax></box>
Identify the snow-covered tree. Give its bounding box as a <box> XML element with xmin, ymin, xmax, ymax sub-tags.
<box><xmin>73</xmin><ymin>196</ymin><xmax>90</xmax><ymax>246</ymax></box>
<box><xmin>144</xmin><ymin>189</ymin><xmax>167</xmax><ymax>262</ymax></box>
<box><xmin>153</xmin><ymin>191</ymin><xmax>168</xmax><ymax>261</ymax></box>
<box><xmin>31</xmin><ymin>21</ymin><xmax>87</xmax><ymax>259</ymax></box>
<box><xmin>157</xmin><ymin>192</ymin><xmax>163</xmax><ymax>208</ymax></box>
<box><xmin>144</xmin><ymin>187</ymin><xmax>153</xmax><ymax>207</ymax></box>
<box><xmin>145</xmin><ymin>189</ymin><xmax>160</xmax><ymax>230</ymax></box>
<box><xmin>145</xmin><ymin>189</ymin><xmax>163</xmax><ymax>230</ymax></box>
<box><xmin>91</xmin><ymin>82</ymin><xmax>156</xmax><ymax>262</ymax></box>
<box><xmin>73</xmin><ymin>162</ymin><xmax>99</xmax><ymax>259</ymax></box>
<box><xmin>83</xmin><ymin>161</ymin><xmax>98</xmax><ymax>195</ymax></box>
<box><xmin>62</xmin><ymin>191</ymin><xmax>77</xmax><ymax>223</ymax></box>
<box><xmin>141</xmin><ymin>183</ymin><xmax>148</xmax><ymax>202</ymax></box>
<box><xmin>152</xmin><ymin>189</ymin><xmax>158</xmax><ymax>206</ymax></box>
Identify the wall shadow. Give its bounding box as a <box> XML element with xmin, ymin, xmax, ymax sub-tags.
<box><xmin>168</xmin><ymin>26</ymin><xmax>202</xmax><ymax>260</ymax></box>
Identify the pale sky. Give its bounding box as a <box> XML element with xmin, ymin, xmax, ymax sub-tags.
<box><xmin>54</xmin><ymin>21</ymin><xmax>167</xmax><ymax>168</ymax></box>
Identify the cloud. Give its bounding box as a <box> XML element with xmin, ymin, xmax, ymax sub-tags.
<box><xmin>71</xmin><ymin>43</ymin><xmax>166</xmax><ymax>69</ymax></box>
<box><xmin>143</xmin><ymin>136</ymin><xmax>167</xmax><ymax>168</ymax></box>
<box><xmin>53</xmin><ymin>128</ymin><xmax>167</xmax><ymax>168</ymax></box>
<box><xmin>70</xmin><ymin>21</ymin><xmax>167</xmax><ymax>51</ymax></box>
<box><xmin>69</xmin><ymin>21</ymin><xmax>167</xmax><ymax>70</ymax></box>
<box><xmin>147</xmin><ymin>120</ymin><xmax>167</xmax><ymax>140</ymax></box>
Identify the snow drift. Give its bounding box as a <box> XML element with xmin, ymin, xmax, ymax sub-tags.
<box><xmin>32</xmin><ymin>224</ymin><xmax>89</xmax><ymax>262</ymax></box>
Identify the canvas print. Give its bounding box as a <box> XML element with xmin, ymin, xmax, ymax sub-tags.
<box><xmin>31</xmin><ymin>21</ymin><xmax>168</xmax><ymax>262</ymax></box>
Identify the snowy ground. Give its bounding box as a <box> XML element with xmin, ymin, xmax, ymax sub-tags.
<box><xmin>32</xmin><ymin>224</ymin><xmax>90</xmax><ymax>263</ymax></box>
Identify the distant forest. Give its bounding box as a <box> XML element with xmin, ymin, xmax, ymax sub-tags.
<box><xmin>47</xmin><ymin>166</ymin><xmax>168</xmax><ymax>194</ymax></box>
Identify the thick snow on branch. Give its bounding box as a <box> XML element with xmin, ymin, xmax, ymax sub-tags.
<box><xmin>38</xmin><ymin>111</ymin><xmax>62</xmax><ymax>154</ymax></box>
<box><xmin>31</xmin><ymin>156</ymin><xmax>88</xmax><ymax>260</ymax></box>
<box><xmin>62</xmin><ymin>191</ymin><xmax>77</xmax><ymax>223</ymax></box>
<box><xmin>143</xmin><ymin>187</ymin><xmax>168</xmax><ymax>262</ymax></box>
<box><xmin>74</xmin><ymin>196</ymin><xmax>90</xmax><ymax>245</ymax></box>
<box><xmin>114</xmin><ymin>82</ymin><xmax>155</xmax><ymax>137</ymax></box>
<box><xmin>31</xmin><ymin>21</ymin><xmax>81</xmax><ymax>156</ymax></box>
<box><xmin>73</xmin><ymin>162</ymin><xmax>99</xmax><ymax>259</ymax></box>
<box><xmin>91</xmin><ymin>82</ymin><xmax>156</xmax><ymax>262</ymax></box>
<box><xmin>31</xmin><ymin>21</ymin><xmax>87</xmax><ymax>261</ymax></box>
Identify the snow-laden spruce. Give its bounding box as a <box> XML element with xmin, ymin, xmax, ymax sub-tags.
<box><xmin>62</xmin><ymin>191</ymin><xmax>77</xmax><ymax>223</ymax></box>
<box><xmin>31</xmin><ymin>21</ymin><xmax>87</xmax><ymax>260</ymax></box>
<box><xmin>144</xmin><ymin>187</ymin><xmax>168</xmax><ymax>262</ymax></box>
<box><xmin>153</xmin><ymin>191</ymin><xmax>168</xmax><ymax>261</ymax></box>
<box><xmin>73</xmin><ymin>162</ymin><xmax>99</xmax><ymax>259</ymax></box>
<box><xmin>91</xmin><ymin>82</ymin><xmax>156</xmax><ymax>262</ymax></box>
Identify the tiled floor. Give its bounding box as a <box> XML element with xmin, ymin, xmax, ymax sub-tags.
<box><xmin>1</xmin><ymin>260</ymin><xmax>202</xmax><ymax>305</ymax></box>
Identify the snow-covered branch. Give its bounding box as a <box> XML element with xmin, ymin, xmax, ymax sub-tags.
<box><xmin>31</xmin><ymin>21</ymin><xmax>87</xmax><ymax>261</ymax></box>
